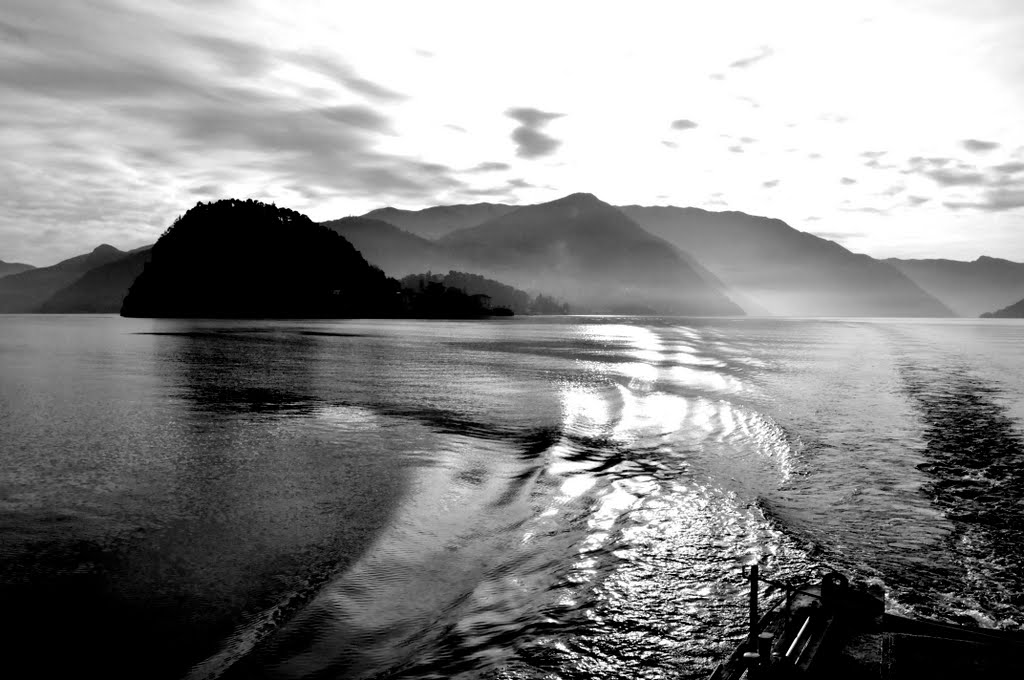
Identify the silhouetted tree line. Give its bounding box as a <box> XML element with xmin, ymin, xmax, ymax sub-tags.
<box><xmin>121</xmin><ymin>199</ymin><xmax>518</xmax><ymax>319</ymax></box>
<box><xmin>399</xmin><ymin>271</ymin><xmax>569</xmax><ymax>315</ymax></box>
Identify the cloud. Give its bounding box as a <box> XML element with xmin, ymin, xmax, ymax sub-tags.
<box><xmin>944</xmin><ymin>190</ymin><xmax>1024</xmax><ymax>212</ymax></box>
<box><xmin>905</xmin><ymin>157</ymin><xmax>986</xmax><ymax>186</ymax></box>
<box><xmin>728</xmin><ymin>145</ymin><xmax>744</xmax><ymax>153</ymax></box>
<box><xmin>670</xmin><ymin>118</ymin><xmax>698</xmax><ymax>130</ymax></box>
<box><xmin>318</xmin><ymin>105</ymin><xmax>392</xmax><ymax>132</ymax></box>
<box><xmin>289</xmin><ymin>53</ymin><xmax>406</xmax><ymax>102</ymax></box>
<box><xmin>661</xmin><ymin>140</ymin><xmax>678</xmax><ymax>149</ymax></box>
<box><xmin>961</xmin><ymin>139</ymin><xmax>999</xmax><ymax>153</ymax></box>
<box><xmin>459</xmin><ymin>178</ymin><xmax>535</xmax><ymax>198</ymax></box>
<box><xmin>762</xmin><ymin>179</ymin><xmax>780</xmax><ymax>188</ymax></box>
<box><xmin>466</xmin><ymin>162</ymin><xmax>511</xmax><ymax>173</ymax></box>
<box><xmin>0</xmin><ymin>19</ymin><xmax>29</xmax><ymax>43</ymax></box>
<box><xmin>729</xmin><ymin>46</ymin><xmax>774</xmax><ymax>69</ymax></box>
<box><xmin>189</xmin><ymin>184</ymin><xmax>221</xmax><ymax>197</ymax></box>
<box><xmin>842</xmin><ymin>206</ymin><xmax>889</xmax><ymax>215</ymax></box>
<box><xmin>993</xmin><ymin>161</ymin><xmax>1024</xmax><ymax>174</ymax></box>
<box><xmin>812</xmin><ymin>230</ymin><xmax>863</xmax><ymax>241</ymax></box>
<box><xmin>0</xmin><ymin>2</ymin><xmax>461</xmax><ymax>263</ymax></box>
<box><xmin>907</xmin><ymin>196</ymin><xmax>930</xmax><ymax>206</ymax></box>
<box><xmin>506</xmin><ymin>107</ymin><xmax>563</xmax><ymax>159</ymax></box>
<box><xmin>840</xmin><ymin>177</ymin><xmax>857</xmax><ymax>185</ymax></box>
<box><xmin>903</xmin><ymin>155</ymin><xmax>1024</xmax><ymax>212</ymax></box>
<box><xmin>819</xmin><ymin>113</ymin><xmax>848</xmax><ymax>124</ymax></box>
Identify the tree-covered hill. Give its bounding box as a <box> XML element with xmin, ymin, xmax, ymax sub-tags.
<box><xmin>121</xmin><ymin>199</ymin><xmax>400</xmax><ymax>318</ymax></box>
<box><xmin>400</xmin><ymin>271</ymin><xmax>568</xmax><ymax>314</ymax></box>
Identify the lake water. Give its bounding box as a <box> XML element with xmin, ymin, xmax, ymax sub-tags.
<box><xmin>1</xmin><ymin>315</ymin><xmax>1023</xmax><ymax>679</ymax></box>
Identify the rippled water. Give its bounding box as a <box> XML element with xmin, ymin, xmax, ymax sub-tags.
<box><xmin>1</xmin><ymin>315</ymin><xmax>1022</xmax><ymax>679</ymax></box>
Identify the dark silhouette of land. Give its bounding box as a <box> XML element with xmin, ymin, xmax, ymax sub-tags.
<box><xmin>401</xmin><ymin>271</ymin><xmax>569</xmax><ymax>315</ymax></box>
<box><xmin>9</xmin><ymin>193</ymin><xmax>1024</xmax><ymax>318</ymax></box>
<box><xmin>121</xmin><ymin>199</ymin><xmax>400</xmax><ymax>318</ymax></box>
<box><xmin>981</xmin><ymin>297</ymin><xmax>1024</xmax><ymax>318</ymax></box>
<box><xmin>363</xmin><ymin>203</ymin><xmax>516</xmax><ymax>240</ymax></box>
<box><xmin>322</xmin><ymin>216</ymin><xmax>460</xmax><ymax>277</ymax></box>
<box><xmin>40</xmin><ymin>247</ymin><xmax>152</xmax><ymax>313</ymax></box>
<box><xmin>0</xmin><ymin>244</ymin><xmax>128</xmax><ymax>312</ymax></box>
<box><xmin>0</xmin><ymin>259</ymin><xmax>35</xmax><ymax>278</ymax></box>
<box><xmin>888</xmin><ymin>256</ymin><xmax>1024</xmax><ymax>318</ymax></box>
<box><xmin>620</xmin><ymin>205</ymin><xmax>953</xmax><ymax>317</ymax></box>
<box><xmin>120</xmin><ymin>199</ymin><xmax>518</xmax><ymax>319</ymax></box>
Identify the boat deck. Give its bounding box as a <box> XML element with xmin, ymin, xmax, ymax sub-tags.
<box><xmin>709</xmin><ymin>572</ymin><xmax>1024</xmax><ymax>679</ymax></box>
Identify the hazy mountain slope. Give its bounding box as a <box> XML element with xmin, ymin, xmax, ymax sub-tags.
<box><xmin>39</xmin><ymin>248</ymin><xmax>152</xmax><ymax>313</ymax></box>
<box><xmin>321</xmin><ymin>217</ymin><xmax>462</xmax><ymax>277</ymax></box>
<box><xmin>0</xmin><ymin>260</ymin><xmax>35</xmax><ymax>278</ymax></box>
<box><xmin>981</xmin><ymin>297</ymin><xmax>1024</xmax><ymax>318</ymax></box>
<box><xmin>439</xmin><ymin>193</ymin><xmax>743</xmax><ymax>315</ymax></box>
<box><xmin>0</xmin><ymin>244</ymin><xmax>128</xmax><ymax>312</ymax></box>
<box><xmin>620</xmin><ymin>205</ymin><xmax>952</xmax><ymax>317</ymax></box>
<box><xmin>363</xmin><ymin>203</ymin><xmax>516</xmax><ymax>240</ymax></box>
<box><xmin>887</xmin><ymin>256</ymin><xmax>1024</xmax><ymax>318</ymax></box>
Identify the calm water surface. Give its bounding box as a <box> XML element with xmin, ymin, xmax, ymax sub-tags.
<box><xmin>1</xmin><ymin>315</ymin><xmax>1023</xmax><ymax>679</ymax></box>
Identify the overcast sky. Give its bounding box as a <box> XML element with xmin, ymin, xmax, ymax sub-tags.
<box><xmin>3</xmin><ymin>0</ymin><xmax>1024</xmax><ymax>266</ymax></box>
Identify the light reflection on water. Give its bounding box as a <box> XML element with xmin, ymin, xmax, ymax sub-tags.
<box><xmin>1</xmin><ymin>316</ymin><xmax>1023</xmax><ymax>680</ymax></box>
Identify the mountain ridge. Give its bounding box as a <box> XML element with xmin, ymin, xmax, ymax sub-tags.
<box><xmin>0</xmin><ymin>260</ymin><xmax>36</xmax><ymax>278</ymax></box>
<box><xmin>887</xmin><ymin>256</ymin><xmax>1024</xmax><ymax>317</ymax></box>
<box><xmin>362</xmin><ymin>202</ymin><xmax>516</xmax><ymax>240</ymax></box>
<box><xmin>438</xmin><ymin>193</ymin><xmax>744</xmax><ymax>316</ymax></box>
<box><xmin>620</xmin><ymin>204</ymin><xmax>953</xmax><ymax>317</ymax></box>
<box><xmin>0</xmin><ymin>244</ymin><xmax>129</xmax><ymax>312</ymax></box>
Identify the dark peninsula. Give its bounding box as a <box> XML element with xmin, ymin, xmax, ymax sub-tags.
<box><xmin>981</xmin><ymin>297</ymin><xmax>1024</xmax><ymax>319</ymax></box>
<box><xmin>121</xmin><ymin>199</ymin><xmax>511</xmax><ymax>319</ymax></box>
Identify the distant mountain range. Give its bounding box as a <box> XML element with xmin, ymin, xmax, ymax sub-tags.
<box><xmin>886</xmin><ymin>256</ymin><xmax>1024</xmax><ymax>318</ymax></box>
<box><xmin>4</xmin><ymin>193</ymin><xmax>1023</xmax><ymax>318</ymax></box>
<box><xmin>363</xmin><ymin>203</ymin><xmax>516</xmax><ymax>240</ymax></box>
<box><xmin>0</xmin><ymin>260</ymin><xmax>35</xmax><ymax>278</ymax></box>
<box><xmin>436</xmin><ymin>193</ymin><xmax>742</xmax><ymax>315</ymax></box>
<box><xmin>40</xmin><ymin>248</ymin><xmax>152</xmax><ymax>313</ymax></box>
<box><xmin>0</xmin><ymin>244</ymin><xmax>129</xmax><ymax>312</ymax></box>
<box><xmin>618</xmin><ymin>205</ymin><xmax>952</xmax><ymax>317</ymax></box>
<box><xmin>981</xmin><ymin>296</ymin><xmax>1024</xmax><ymax>318</ymax></box>
<box><xmin>321</xmin><ymin>216</ymin><xmax>461</xmax><ymax>277</ymax></box>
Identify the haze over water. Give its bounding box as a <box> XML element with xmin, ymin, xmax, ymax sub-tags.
<box><xmin>2</xmin><ymin>315</ymin><xmax>1023</xmax><ymax>679</ymax></box>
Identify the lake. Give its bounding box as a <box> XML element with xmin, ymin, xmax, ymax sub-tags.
<box><xmin>1</xmin><ymin>315</ymin><xmax>1022</xmax><ymax>679</ymax></box>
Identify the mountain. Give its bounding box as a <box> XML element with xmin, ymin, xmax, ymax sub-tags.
<box><xmin>620</xmin><ymin>206</ymin><xmax>952</xmax><ymax>317</ymax></box>
<box><xmin>400</xmin><ymin>271</ymin><xmax>569</xmax><ymax>315</ymax></box>
<box><xmin>438</xmin><ymin>193</ymin><xmax>743</xmax><ymax>315</ymax></box>
<box><xmin>886</xmin><ymin>256</ymin><xmax>1024</xmax><ymax>318</ymax></box>
<box><xmin>0</xmin><ymin>244</ymin><xmax>128</xmax><ymax>312</ymax></box>
<box><xmin>0</xmin><ymin>260</ymin><xmax>35</xmax><ymax>278</ymax></box>
<box><xmin>981</xmin><ymin>298</ymin><xmax>1024</xmax><ymax>318</ymax></box>
<box><xmin>121</xmin><ymin>199</ymin><xmax>399</xmax><ymax>318</ymax></box>
<box><xmin>321</xmin><ymin>216</ymin><xmax>461</xmax><ymax>277</ymax></box>
<box><xmin>39</xmin><ymin>248</ymin><xmax>152</xmax><ymax>313</ymax></box>
<box><xmin>362</xmin><ymin>203</ymin><xmax>516</xmax><ymax>240</ymax></box>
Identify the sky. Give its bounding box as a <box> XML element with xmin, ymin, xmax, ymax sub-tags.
<box><xmin>2</xmin><ymin>0</ymin><xmax>1024</xmax><ymax>266</ymax></box>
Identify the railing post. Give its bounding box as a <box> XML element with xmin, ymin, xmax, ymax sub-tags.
<box><xmin>749</xmin><ymin>564</ymin><xmax>759</xmax><ymax>649</ymax></box>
